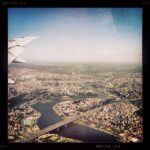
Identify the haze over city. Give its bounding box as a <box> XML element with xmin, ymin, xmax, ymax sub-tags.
<box><xmin>8</xmin><ymin>8</ymin><xmax>143</xmax><ymax>143</ymax></box>
<box><xmin>8</xmin><ymin>8</ymin><xmax>142</xmax><ymax>64</ymax></box>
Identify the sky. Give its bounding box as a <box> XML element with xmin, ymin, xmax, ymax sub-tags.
<box><xmin>8</xmin><ymin>8</ymin><xmax>142</xmax><ymax>63</ymax></box>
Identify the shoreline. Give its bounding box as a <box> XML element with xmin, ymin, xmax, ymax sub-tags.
<box><xmin>53</xmin><ymin>98</ymin><xmax>142</xmax><ymax>143</ymax></box>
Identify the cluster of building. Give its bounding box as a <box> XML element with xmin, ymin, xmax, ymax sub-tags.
<box><xmin>33</xmin><ymin>133</ymin><xmax>81</xmax><ymax>143</ymax></box>
<box><xmin>8</xmin><ymin>65</ymin><xmax>143</xmax><ymax>143</ymax></box>
<box><xmin>8</xmin><ymin>68</ymin><xmax>96</xmax><ymax>99</ymax></box>
<box><xmin>54</xmin><ymin>99</ymin><xmax>142</xmax><ymax>143</ymax></box>
<box><xmin>8</xmin><ymin>101</ymin><xmax>41</xmax><ymax>142</ymax></box>
<box><xmin>9</xmin><ymin>66</ymin><xmax>142</xmax><ymax>103</ymax></box>
<box><xmin>53</xmin><ymin>98</ymin><xmax>103</xmax><ymax>117</ymax></box>
<box><xmin>107</xmin><ymin>88</ymin><xmax>142</xmax><ymax>100</ymax></box>
<box><xmin>84</xmin><ymin>102</ymin><xmax>142</xmax><ymax>143</ymax></box>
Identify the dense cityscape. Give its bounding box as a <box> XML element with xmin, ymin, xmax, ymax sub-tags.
<box><xmin>8</xmin><ymin>63</ymin><xmax>142</xmax><ymax>143</ymax></box>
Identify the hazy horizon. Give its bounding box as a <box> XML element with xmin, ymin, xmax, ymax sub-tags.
<box><xmin>8</xmin><ymin>8</ymin><xmax>142</xmax><ymax>64</ymax></box>
<box><xmin>10</xmin><ymin>60</ymin><xmax>142</xmax><ymax>66</ymax></box>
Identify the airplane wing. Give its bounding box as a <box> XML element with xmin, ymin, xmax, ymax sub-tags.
<box><xmin>8</xmin><ymin>36</ymin><xmax>39</xmax><ymax>64</ymax></box>
<box><xmin>8</xmin><ymin>36</ymin><xmax>39</xmax><ymax>83</ymax></box>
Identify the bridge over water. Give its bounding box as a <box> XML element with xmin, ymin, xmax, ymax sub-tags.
<box><xmin>16</xmin><ymin>106</ymin><xmax>106</xmax><ymax>143</ymax></box>
<box><xmin>16</xmin><ymin>100</ymin><xmax>127</xmax><ymax>143</ymax></box>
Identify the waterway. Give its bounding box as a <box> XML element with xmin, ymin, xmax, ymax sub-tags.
<box><xmin>32</xmin><ymin>96</ymin><xmax>118</xmax><ymax>143</ymax></box>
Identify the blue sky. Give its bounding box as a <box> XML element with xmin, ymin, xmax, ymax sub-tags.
<box><xmin>8</xmin><ymin>8</ymin><xmax>142</xmax><ymax>63</ymax></box>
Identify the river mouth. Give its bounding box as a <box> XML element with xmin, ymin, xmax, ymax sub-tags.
<box><xmin>32</xmin><ymin>97</ymin><xmax>119</xmax><ymax>143</ymax></box>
